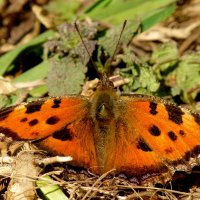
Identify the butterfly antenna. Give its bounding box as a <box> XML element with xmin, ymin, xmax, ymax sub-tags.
<box><xmin>74</xmin><ymin>22</ymin><xmax>97</xmax><ymax>70</ymax></box>
<box><xmin>108</xmin><ymin>20</ymin><xmax>127</xmax><ymax>67</ymax></box>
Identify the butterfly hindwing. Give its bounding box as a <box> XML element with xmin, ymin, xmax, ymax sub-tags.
<box><xmin>37</xmin><ymin>117</ymin><xmax>98</xmax><ymax>171</ymax></box>
<box><xmin>103</xmin><ymin>117</ymin><xmax>167</xmax><ymax>182</ymax></box>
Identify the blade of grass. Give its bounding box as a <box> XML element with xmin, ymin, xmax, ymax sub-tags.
<box><xmin>0</xmin><ymin>30</ymin><xmax>55</xmax><ymax>75</ymax></box>
<box><xmin>141</xmin><ymin>3</ymin><xmax>176</xmax><ymax>31</ymax></box>
<box><xmin>28</xmin><ymin>85</ymin><xmax>48</xmax><ymax>97</ymax></box>
<box><xmin>85</xmin><ymin>0</ymin><xmax>176</xmax><ymax>28</ymax></box>
<box><xmin>37</xmin><ymin>176</ymin><xmax>68</xmax><ymax>200</ymax></box>
<box><xmin>12</xmin><ymin>60</ymin><xmax>50</xmax><ymax>83</ymax></box>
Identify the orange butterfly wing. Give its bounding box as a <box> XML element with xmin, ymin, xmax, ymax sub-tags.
<box><xmin>102</xmin><ymin>94</ymin><xmax>200</xmax><ymax>184</ymax></box>
<box><xmin>0</xmin><ymin>96</ymin><xmax>98</xmax><ymax>170</ymax></box>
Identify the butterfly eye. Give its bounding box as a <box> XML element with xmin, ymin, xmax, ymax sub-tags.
<box><xmin>97</xmin><ymin>73</ymin><xmax>114</xmax><ymax>89</ymax></box>
<box><xmin>108</xmin><ymin>80</ymin><xmax>114</xmax><ymax>88</ymax></box>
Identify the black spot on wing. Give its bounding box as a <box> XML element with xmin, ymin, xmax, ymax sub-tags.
<box><xmin>148</xmin><ymin>125</ymin><xmax>161</xmax><ymax>136</ymax></box>
<box><xmin>136</xmin><ymin>138</ymin><xmax>152</xmax><ymax>152</ymax></box>
<box><xmin>31</xmin><ymin>132</ymin><xmax>39</xmax><ymax>137</ymax></box>
<box><xmin>168</xmin><ymin>131</ymin><xmax>177</xmax><ymax>141</ymax></box>
<box><xmin>165</xmin><ymin>104</ymin><xmax>184</xmax><ymax>125</ymax></box>
<box><xmin>0</xmin><ymin>107</ymin><xmax>14</xmax><ymax>121</ymax></box>
<box><xmin>149</xmin><ymin>102</ymin><xmax>158</xmax><ymax>115</ymax></box>
<box><xmin>29</xmin><ymin>119</ymin><xmax>39</xmax><ymax>126</ymax></box>
<box><xmin>179</xmin><ymin>130</ymin><xmax>185</xmax><ymax>136</ymax></box>
<box><xmin>192</xmin><ymin>113</ymin><xmax>200</xmax><ymax>125</ymax></box>
<box><xmin>52</xmin><ymin>127</ymin><xmax>73</xmax><ymax>141</ymax></box>
<box><xmin>20</xmin><ymin>117</ymin><xmax>28</xmax><ymax>122</ymax></box>
<box><xmin>0</xmin><ymin>126</ymin><xmax>19</xmax><ymax>140</ymax></box>
<box><xmin>185</xmin><ymin>145</ymin><xmax>200</xmax><ymax>160</ymax></box>
<box><xmin>25</xmin><ymin>101</ymin><xmax>44</xmax><ymax>114</ymax></box>
<box><xmin>172</xmin><ymin>145</ymin><xmax>200</xmax><ymax>163</ymax></box>
<box><xmin>52</xmin><ymin>99</ymin><xmax>61</xmax><ymax>108</ymax></box>
<box><xmin>165</xmin><ymin>147</ymin><xmax>173</xmax><ymax>154</ymax></box>
<box><xmin>46</xmin><ymin>116</ymin><xmax>60</xmax><ymax>125</ymax></box>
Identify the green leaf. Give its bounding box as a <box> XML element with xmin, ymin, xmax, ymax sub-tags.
<box><xmin>37</xmin><ymin>176</ymin><xmax>68</xmax><ymax>200</ymax></box>
<box><xmin>47</xmin><ymin>57</ymin><xmax>87</xmax><ymax>96</ymax></box>
<box><xmin>44</xmin><ymin>22</ymin><xmax>97</xmax><ymax>65</ymax></box>
<box><xmin>85</xmin><ymin>0</ymin><xmax>176</xmax><ymax>30</ymax></box>
<box><xmin>98</xmin><ymin>20</ymin><xmax>140</xmax><ymax>57</ymax></box>
<box><xmin>11</xmin><ymin>60</ymin><xmax>51</xmax><ymax>98</ymax></box>
<box><xmin>29</xmin><ymin>85</ymin><xmax>48</xmax><ymax>97</ymax></box>
<box><xmin>171</xmin><ymin>54</ymin><xmax>200</xmax><ymax>102</ymax></box>
<box><xmin>0</xmin><ymin>30</ymin><xmax>55</xmax><ymax>75</ymax></box>
<box><xmin>0</xmin><ymin>89</ymin><xmax>28</xmax><ymax>108</ymax></box>
<box><xmin>119</xmin><ymin>46</ymin><xmax>160</xmax><ymax>94</ymax></box>
<box><xmin>45</xmin><ymin>0</ymin><xmax>81</xmax><ymax>21</ymax></box>
<box><xmin>141</xmin><ymin>3</ymin><xmax>176</xmax><ymax>31</ymax></box>
<box><xmin>138</xmin><ymin>66</ymin><xmax>160</xmax><ymax>92</ymax></box>
<box><xmin>150</xmin><ymin>42</ymin><xmax>179</xmax><ymax>78</ymax></box>
<box><xmin>0</xmin><ymin>95</ymin><xmax>10</xmax><ymax>109</ymax></box>
<box><xmin>12</xmin><ymin>60</ymin><xmax>50</xmax><ymax>83</ymax></box>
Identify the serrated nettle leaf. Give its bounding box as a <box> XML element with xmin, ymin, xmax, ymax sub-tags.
<box><xmin>120</xmin><ymin>47</ymin><xmax>142</xmax><ymax>76</ymax></box>
<box><xmin>45</xmin><ymin>22</ymin><xmax>97</xmax><ymax>60</ymax></box>
<box><xmin>45</xmin><ymin>22</ymin><xmax>99</xmax><ymax>96</ymax></box>
<box><xmin>119</xmin><ymin>45</ymin><xmax>160</xmax><ymax>94</ymax></box>
<box><xmin>47</xmin><ymin>57</ymin><xmax>87</xmax><ymax>96</ymax></box>
<box><xmin>138</xmin><ymin>66</ymin><xmax>160</xmax><ymax>92</ymax></box>
<box><xmin>170</xmin><ymin>54</ymin><xmax>200</xmax><ymax>102</ymax></box>
<box><xmin>150</xmin><ymin>42</ymin><xmax>179</xmax><ymax>72</ymax></box>
<box><xmin>58</xmin><ymin>23</ymin><xmax>81</xmax><ymax>50</ymax></box>
<box><xmin>76</xmin><ymin>21</ymin><xmax>98</xmax><ymax>39</ymax></box>
<box><xmin>122</xmin><ymin>64</ymin><xmax>160</xmax><ymax>94</ymax></box>
<box><xmin>58</xmin><ymin>22</ymin><xmax>98</xmax><ymax>46</ymax></box>
<box><xmin>151</xmin><ymin>42</ymin><xmax>178</xmax><ymax>63</ymax></box>
<box><xmin>171</xmin><ymin>85</ymin><xmax>181</xmax><ymax>96</ymax></box>
<box><xmin>120</xmin><ymin>48</ymin><xmax>134</xmax><ymax>67</ymax></box>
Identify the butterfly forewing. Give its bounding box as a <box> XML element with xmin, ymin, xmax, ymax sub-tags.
<box><xmin>0</xmin><ymin>97</ymin><xmax>90</xmax><ymax>140</ymax></box>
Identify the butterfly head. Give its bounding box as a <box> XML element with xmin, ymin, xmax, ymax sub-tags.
<box><xmin>97</xmin><ymin>73</ymin><xmax>114</xmax><ymax>91</ymax></box>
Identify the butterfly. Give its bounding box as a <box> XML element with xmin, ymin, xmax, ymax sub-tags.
<box><xmin>0</xmin><ymin>72</ymin><xmax>199</xmax><ymax>185</ymax></box>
